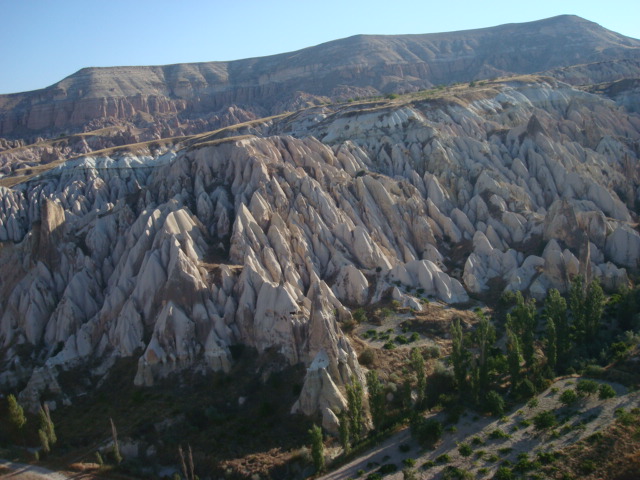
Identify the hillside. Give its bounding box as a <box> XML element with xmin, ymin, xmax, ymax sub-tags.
<box><xmin>1</xmin><ymin>15</ymin><xmax>639</xmax><ymax>140</ymax></box>
<box><xmin>0</xmin><ymin>15</ymin><xmax>639</xmax><ymax>480</ymax></box>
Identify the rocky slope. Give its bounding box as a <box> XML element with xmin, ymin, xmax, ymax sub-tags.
<box><xmin>1</xmin><ymin>15</ymin><xmax>639</xmax><ymax>140</ymax></box>
<box><xmin>0</xmin><ymin>72</ymin><xmax>639</xmax><ymax>432</ymax></box>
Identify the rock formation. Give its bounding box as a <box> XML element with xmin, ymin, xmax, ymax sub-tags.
<box><xmin>0</xmin><ymin>18</ymin><xmax>639</xmax><ymax>423</ymax></box>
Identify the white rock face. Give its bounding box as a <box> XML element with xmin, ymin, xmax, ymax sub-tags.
<box><xmin>1</xmin><ymin>78</ymin><xmax>639</xmax><ymax>417</ymax></box>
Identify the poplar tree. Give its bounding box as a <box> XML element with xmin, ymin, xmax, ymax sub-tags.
<box><xmin>450</xmin><ymin>318</ymin><xmax>468</xmax><ymax>392</ymax></box>
<box><xmin>338</xmin><ymin>409</ymin><xmax>350</xmax><ymax>453</ymax></box>
<box><xmin>410</xmin><ymin>348</ymin><xmax>426</xmax><ymax>406</ymax></box>
<box><xmin>309</xmin><ymin>424</ymin><xmax>324</xmax><ymax>472</ymax></box>
<box><xmin>474</xmin><ymin>313</ymin><xmax>496</xmax><ymax>395</ymax></box>
<box><xmin>7</xmin><ymin>394</ymin><xmax>26</xmax><ymax>430</ymax></box>
<box><xmin>366</xmin><ymin>370</ymin><xmax>386</xmax><ymax>430</ymax></box>
<box><xmin>509</xmin><ymin>292</ymin><xmax>537</xmax><ymax>371</ymax></box>
<box><xmin>506</xmin><ymin>321</ymin><xmax>522</xmax><ymax>388</ymax></box>
<box><xmin>345</xmin><ymin>376</ymin><xmax>365</xmax><ymax>442</ymax></box>
<box><xmin>545</xmin><ymin>289</ymin><xmax>568</xmax><ymax>370</ymax></box>
<box><xmin>569</xmin><ymin>275</ymin><xmax>586</xmax><ymax>345</ymax></box>
<box><xmin>545</xmin><ymin>317</ymin><xmax>557</xmax><ymax>373</ymax></box>
<box><xmin>584</xmin><ymin>280</ymin><xmax>604</xmax><ymax>347</ymax></box>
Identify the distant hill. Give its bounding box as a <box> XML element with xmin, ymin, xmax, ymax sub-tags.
<box><xmin>1</xmin><ymin>14</ymin><xmax>639</xmax><ymax>138</ymax></box>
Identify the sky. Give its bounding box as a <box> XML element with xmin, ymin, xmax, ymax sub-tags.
<box><xmin>1</xmin><ymin>0</ymin><xmax>639</xmax><ymax>95</ymax></box>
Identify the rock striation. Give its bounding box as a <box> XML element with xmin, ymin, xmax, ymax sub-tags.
<box><xmin>1</xmin><ymin>15</ymin><xmax>639</xmax><ymax>140</ymax></box>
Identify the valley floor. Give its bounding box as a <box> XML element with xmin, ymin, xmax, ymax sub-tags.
<box><xmin>320</xmin><ymin>377</ymin><xmax>637</xmax><ymax>480</ymax></box>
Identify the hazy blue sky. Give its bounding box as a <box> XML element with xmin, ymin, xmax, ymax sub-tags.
<box><xmin>1</xmin><ymin>0</ymin><xmax>638</xmax><ymax>94</ymax></box>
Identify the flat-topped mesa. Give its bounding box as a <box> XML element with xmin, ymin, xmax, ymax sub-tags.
<box><xmin>1</xmin><ymin>15</ymin><xmax>639</xmax><ymax>139</ymax></box>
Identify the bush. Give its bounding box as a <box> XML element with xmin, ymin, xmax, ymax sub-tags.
<box><xmin>402</xmin><ymin>458</ymin><xmax>416</xmax><ymax>467</ymax></box>
<box><xmin>458</xmin><ymin>442</ymin><xmax>472</xmax><ymax>457</ymax></box>
<box><xmin>441</xmin><ymin>466</ymin><xmax>472</xmax><ymax>479</ymax></box>
<box><xmin>398</xmin><ymin>443</ymin><xmax>411</xmax><ymax>453</ymax></box>
<box><xmin>358</xmin><ymin>348</ymin><xmax>375</xmax><ymax>366</ymax></box>
<box><xmin>560</xmin><ymin>389</ymin><xmax>578</xmax><ymax>406</ymax></box>
<box><xmin>435</xmin><ymin>453</ymin><xmax>450</xmax><ymax>464</ymax></box>
<box><xmin>353</xmin><ymin>308</ymin><xmax>367</xmax><ymax>324</ymax></box>
<box><xmin>598</xmin><ymin>384</ymin><xmax>616</xmax><ymax>399</ymax></box>
<box><xmin>411</xmin><ymin>418</ymin><xmax>443</xmax><ymax>447</ymax></box>
<box><xmin>576</xmin><ymin>379</ymin><xmax>599</xmax><ymax>397</ymax></box>
<box><xmin>378</xmin><ymin>464</ymin><xmax>398</xmax><ymax>474</ymax></box>
<box><xmin>533</xmin><ymin>410</ymin><xmax>557</xmax><ymax>430</ymax></box>
<box><xmin>421</xmin><ymin>460</ymin><xmax>435</xmax><ymax>470</ymax></box>
<box><xmin>494</xmin><ymin>466</ymin><xmax>514</xmax><ymax>480</ymax></box>
<box><xmin>485</xmin><ymin>390</ymin><xmax>505</xmax><ymax>416</ymax></box>
<box><xmin>489</xmin><ymin>429</ymin><xmax>511</xmax><ymax>440</ymax></box>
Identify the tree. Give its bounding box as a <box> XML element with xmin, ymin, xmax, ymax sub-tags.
<box><xmin>7</xmin><ymin>394</ymin><xmax>26</xmax><ymax>431</ymax></box>
<box><xmin>506</xmin><ymin>321</ymin><xmax>522</xmax><ymax>388</ymax></box>
<box><xmin>309</xmin><ymin>424</ymin><xmax>324</xmax><ymax>472</ymax></box>
<box><xmin>545</xmin><ymin>289</ymin><xmax>569</xmax><ymax>370</ymax></box>
<box><xmin>450</xmin><ymin>318</ymin><xmax>469</xmax><ymax>392</ymax></box>
<box><xmin>474</xmin><ymin>313</ymin><xmax>496</xmax><ymax>396</ymax></box>
<box><xmin>366</xmin><ymin>370</ymin><xmax>386</xmax><ymax>430</ymax></box>
<box><xmin>576</xmin><ymin>379</ymin><xmax>598</xmax><ymax>397</ymax></box>
<box><xmin>509</xmin><ymin>292</ymin><xmax>537</xmax><ymax>371</ymax></box>
<box><xmin>560</xmin><ymin>389</ymin><xmax>577</xmax><ymax>406</ymax></box>
<box><xmin>37</xmin><ymin>404</ymin><xmax>56</xmax><ymax>454</ymax></box>
<box><xmin>410</xmin><ymin>417</ymin><xmax>442</xmax><ymax>447</ymax></box>
<box><xmin>569</xmin><ymin>275</ymin><xmax>586</xmax><ymax>345</ymax></box>
<box><xmin>338</xmin><ymin>409</ymin><xmax>350</xmax><ymax>454</ymax></box>
<box><xmin>545</xmin><ymin>317</ymin><xmax>557</xmax><ymax>373</ymax></box>
<box><xmin>410</xmin><ymin>348</ymin><xmax>426</xmax><ymax>406</ymax></box>
<box><xmin>110</xmin><ymin>418</ymin><xmax>122</xmax><ymax>464</ymax></box>
<box><xmin>484</xmin><ymin>390</ymin><xmax>505</xmax><ymax>416</ymax></box>
<box><xmin>584</xmin><ymin>280</ymin><xmax>604</xmax><ymax>349</ymax></box>
<box><xmin>598</xmin><ymin>384</ymin><xmax>616</xmax><ymax>400</ymax></box>
<box><xmin>345</xmin><ymin>376</ymin><xmax>365</xmax><ymax>443</ymax></box>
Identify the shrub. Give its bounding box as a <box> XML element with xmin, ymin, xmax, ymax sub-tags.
<box><xmin>402</xmin><ymin>458</ymin><xmax>416</xmax><ymax>467</ymax></box>
<box><xmin>358</xmin><ymin>348</ymin><xmax>375</xmax><ymax>366</ymax></box>
<box><xmin>378</xmin><ymin>464</ymin><xmax>398</xmax><ymax>474</ymax></box>
<box><xmin>598</xmin><ymin>384</ymin><xmax>616</xmax><ymax>399</ymax></box>
<box><xmin>435</xmin><ymin>453</ymin><xmax>450</xmax><ymax>463</ymax></box>
<box><xmin>527</xmin><ymin>397</ymin><xmax>539</xmax><ymax>408</ymax></box>
<box><xmin>458</xmin><ymin>442</ymin><xmax>472</xmax><ymax>457</ymax></box>
<box><xmin>471</xmin><ymin>436</ymin><xmax>484</xmax><ymax>445</ymax></box>
<box><xmin>519</xmin><ymin>419</ymin><xmax>532</xmax><ymax>428</ymax></box>
<box><xmin>402</xmin><ymin>467</ymin><xmax>418</xmax><ymax>480</ymax></box>
<box><xmin>398</xmin><ymin>443</ymin><xmax>411</xmax><ymax>453</ymax></box>
<box><xmin>421</xmin><ymin>460</ymin><xmax>435</xmax><ymax>470</ymax></box>
<box><xmin>411</xmin><ymin>418</ymin><xmax>443</xmax><ymax>447</ymax></box>
<box><xmin>494</xmin><ymin>466</ymin><xmax>514</xmax><ymax>480</ymax></box>
<box><xmin>533</xmin><ymin>410</ymin><xmax>557</xmax><ymax>430</ymax></box>
<box><xmin>489</xmin><ymin>429</ymin><xmax>511</xmax><ymax>440</ymax></box>
<box><xmin>353</xmin><ymin>308</ymin><xmax>367</xmax><ymax>323</ymax></box>
<box><xmin>536</xmin><ymin>451</ymin><xmax>559</xmax><ymax>465</ymax></box>
<box><xmin>395</xmin><ymin>335</ymin><xmax>408</xmax><ymax>345</ymax></box>
<box><xmin>441</xmin><ymin>466</ymin><xmax>472</xmax><ymax>479</ymax></box>
<box><xmin>560</xmin><ymin>389</ymin><xmax>578</xmax><ymax>406</ymax></box>
<box><xmin>485</xmin><ymin>390</ymin><xmax>505</xmax><ymax>416</ymax></box>
<box><xmin>383</xmin><ymin>342</ymin><xmax>396</xmax><ymax>350</ymax></box>
<box><xmin>576</xmin><ymin>379</ymin><xmax>599</xmax><ymax>397</ymax></box>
